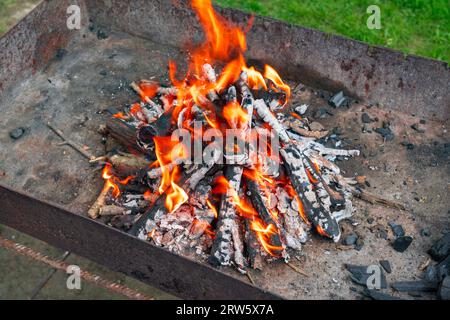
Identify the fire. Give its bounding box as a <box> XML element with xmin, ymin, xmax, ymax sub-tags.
<box><xmin>152</xmin><ymin>136</ymin><xmax>189</xmax><ymax>213</ymax></box>
<box><xmin>118</xmin><ymin>0</ymin><xmax>293</xmax><ymax>257</ymax></box>
<box><xmin>112</xmin><ymin>112</ymin><xmax>127</xmax><ymax>120</ymax></box>
<box><xmin>138</xmin><ymin>81</ymin><xmax>158</xmax><ymax>102</ymax></box>
<box><xmin>223</xmin><ymin>101</ymin><xmax>249</xmax><ymax>129</ymax></box>
<box><xmin>206</xmin><ymin>199</ymin><xmax>218</xmax><ymax>219</ymax></box>
<box><xmin>101</xmin><ymin>163</ymin><xmax>134</xmax><ymax>199</ymax></box>
<box><xmin>215</xmin><ymin>56</ymin><xmax>246</xmax><ymax>92</ymax></box>
<box><xmin>243</xmin><ymin>66</ymin><xmax>267</xmax><ymax>91</ymax></box>
<box><xmin>264</xmin><ymin>65</ymin><xmax>291</xmax><ymax>104</ymax></box>
<box><xmin>212</xmin><ymin>176</ymin><xmax>257</xmax><ymax>219</ymax></box>
<box><xmin>191</xmin><ymin>0</ymin><xmax>246</xmax><ymax>62</ymax></box>
<box><xmin>286</xmin><ymin>184</ymin><xmax>311</xmax><ymax>226</ymax></box>
<box><xmin>250</xmin><ymin>219</ymin><xmax>283</xmax><ymax>257</ymax></box>
<box><xmin>165</xmin><ymin>166</ymin><xmax>189</xmax><ymax>213</ymax></box>
<box><xmin>153</xmin><ymin>136</ymin><xmax>188</xmax><ymax>194</ymax></box>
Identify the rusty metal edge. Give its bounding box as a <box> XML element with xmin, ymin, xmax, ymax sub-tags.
<box><xmin>0</xmin><ymin>183</ymin><xmax>283</xmax><ymax>300</ymax></box>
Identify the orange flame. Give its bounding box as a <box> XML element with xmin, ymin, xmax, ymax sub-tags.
<box><xmin>264</xmin><ymin>65</ymin><xmax>291</xmax><ymax>104</ymax></box>
<box><xmin>112</xmin><ymin>112</ymin><xmax>127</xmax><ymax>120</ymax></box>
<box><xmin>206</xmin><ymin>199</ymin><xmax>218</xmax><ymax>219</ymax></box>
<box><xmin>191</xmin><ymin>0</ymin><xmax>246</xmax><ymax>62</ymax></box>
<box><xmin>213</xmin><ymin>176</ymin><xmax>257</xmax><ymax>219</ymax></box>
<box><xmin>250</xmin><ymin>218</ymin><xmax>283</xmax><ymax>257</ymax></box>
<box><xmin>138</xmin><ymin>81</ymin><xmax>159</xmax><ymax>101</ymax></box>
<box><xmin>165</xmin><ymin>166</ymin><xmax>189</xmax><ymax>213</ymax></box>
<box><xmin>101</xmin><ymin>163</ymin><xmax>135</xmax><ymax>199</ymax></box>
<box><xmin>223</xmin><ymin>101</ymin><xmax>249</xmax><ymax>129</ymax></box>
<box><xmin>154</xmin><ymin>136</ymin><xmax>188</xmax><ymax>194</ymax></box>
<box><xmin>286</xmin><ymin>184</ymin><xmax>311</xmax><ymax>226</ymax></box>
<box><xmin>243</xmin><ymin>66</ymin><xmax>267</xmax><ymax>91</ymax></box>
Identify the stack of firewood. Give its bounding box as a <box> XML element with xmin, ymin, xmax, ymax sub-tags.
<box><xmin>87</xmin><ymin>63</ymin><xmax>368</xmax><ymax>274</ymax></box>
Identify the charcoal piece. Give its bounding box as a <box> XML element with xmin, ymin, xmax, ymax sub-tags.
<box><xmin>97</xmin><ymin>29</ymin><xmax>109</xmax><ymax>39</ymax></box>
<box><xmin>110</xmin><ymin>214</ymin><xmax>134</xmax><ymax>230</ymax></box>
<box><xmin>379</xmin><ymin>260</ymin><xmax>392</xmax><ymax>273</ymax></box>
<box><xmin>438</xmin><ymin>276</ymin><xmax>450</xmax><ymax>300</ymax></box>
<box><xmin>389</xmin><ymin>222</ymin><xmax>405</xmax><ymax>237</ymax></box>
<box><xmin>343</xmin><ymin>234</ymin><xmax>358</xmax><ymax>246</ymax></box>
<box><xmin>401</xmin><ymin>141</ymin><xmax>415</xmax><ymax>150</ymax></box>
<box><xmin>375</xmin><ymin>127</ymin><xmax>394</xmax><ymax>141</ymax></box>
<box><xmin>346</xmin><ymin>264</ymin><xmax>387</xmax><ymax>289</ymax></box>
<box><xmin>411</xmin><ymin>123</ymin><xmax>425</xmax><ymax>133</ymax></box>
<box><xmin>328</xmin><ymin>91</ymin><xmax>348</xmax><ymax>108</ymax></box>
<box><xmin>9</xmin><ymin>127</ymin><xmax>26</xmax><ymax>140</ymax></box>
<box><xmin>361</xmin><ymin>113</ymin><xmax>373</xmax><ymax>123</ymax></box>
<box><xmin>429</xmin><ymin>232</ymin><xmax>450</xmax><ymax>261</ymax></box>
<box><xmin>391</xmin><ymin>280</ymin><xmax>438</xmax><ymax>293</ymax></box>
<box><xmin>392</xmin><ymin>236</ymin><xmax>413</xmax><ymax>252</ymax></box>
<box><xmin>425</xmin><ymin>255</ymin><xmax>450</xmax><ymax>283</ymax></box>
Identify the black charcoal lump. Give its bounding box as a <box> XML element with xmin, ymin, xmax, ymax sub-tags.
<box><xmin>392</xmin><ymin>236</ymin><xmax>413</xmax><ymax>252</ymax></box>
<box><xmin>9</xmin><ymin>127</ymin><xmax>26</xmax><ymax>140</ymax></box>
<box><xmin>429</xmin><ymin>232</ymin><xmax>450</xmax><ymax>261</ymax></box>
<box><xmin>346</xmin><ymin>264</ymin><xmax>387</xmax><ymax>289</ymax></box>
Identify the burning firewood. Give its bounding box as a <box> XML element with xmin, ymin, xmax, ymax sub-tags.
<box><xmin>87</xmin><ymin>0</ymin><xmax>369</xmax><ymax>274</ymax></box>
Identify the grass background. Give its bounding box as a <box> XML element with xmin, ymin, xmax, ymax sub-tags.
<box><xmin>0</xmin><ymin>0</ymin><xmax>448</xmax><ymax>62</ymax></box>
<box><xmin>215</xmin><ymin>0</ymin><xmax>449</xmax><ymax>63</ymax></box>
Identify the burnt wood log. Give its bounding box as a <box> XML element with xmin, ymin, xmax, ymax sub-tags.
<box><xmin>281</xmin><ymin>143</ymin><xmax>341</xmax><ymax>242</ymax></box>
<box><xmin>106</xmin><ymin>110</ymin><xmax>175</xmax><ymax>153</ymax></box>
<box><xmin>209</xmin><ymin>165</ymin><xmax>245</xmax><ymax>269</ymax></box>
<box><xmin>209</xmin><ymin>73</ymin><xmax>255</xmax><ymax>270</ymax></box>
<box><xmin>277</xmin><ymin>187</ymin><xmax>307</xmax><ymax>250</ymax></box>
<box><xmin>245</xmin><ymin>177</ymin><xmax>284</xmax><ymax>256</ymax></box>
<box><xmin>244</xmin><ymin>219</ymin><xmax>263</xmax><ymax>270</ymax></box>
<box><xmin>106</xmin><ymin>117</ymin><xmax>142</xmax><ymax>153</ymax></box>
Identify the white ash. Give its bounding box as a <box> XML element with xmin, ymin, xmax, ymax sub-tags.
<box><xmin>295</xmin><ymin>104</ymin><xmax>309</xmax><ymax>115</ymax></box>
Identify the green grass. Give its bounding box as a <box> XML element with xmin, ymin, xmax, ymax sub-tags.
<box><xmin>0</xmin><ymin>0</ymin><xmax>40</xmax><ymax>35</ymax></box>
<box><xmin>215</xmin><ymin>0</ymin><xmax>449</xmax><ymax>63</ymax></box>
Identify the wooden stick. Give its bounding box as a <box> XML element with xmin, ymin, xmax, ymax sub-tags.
<box><xmin>283</xmin><ymin>119</ymin><xmax>329</xmax><ymax>139</ymax></box>
<box><xmin>88</xmin><ymin>185</ymin><xmax>110</xmax><ymax>219</ymax></box>
<box><xmin>47</xmin><ymin>123</ymin><xmax>95</xmax><ymax>160</ymax></box>
<box><xmin>139</xmin><ymin>79</ymin><xmax>178</xmax><ymax>95</ymax></box>
<box><xmin>287</xmin><ymin>262</ymin><xmax>310</xmax><ymax>277</ymax></box>
<box><xmin>99</xmin><ymin>205</ymin><xmax>125</xmax><ymax>216</ymax></box>
<box><xmin>356</xmin><ymin>190</ymin><xmax>406</xmax><ymax>211</ymax></box>
<box><xmin>246</xmin><ymin>272</ymin><xmax>256</xmax><ymax>285</ymax></box>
